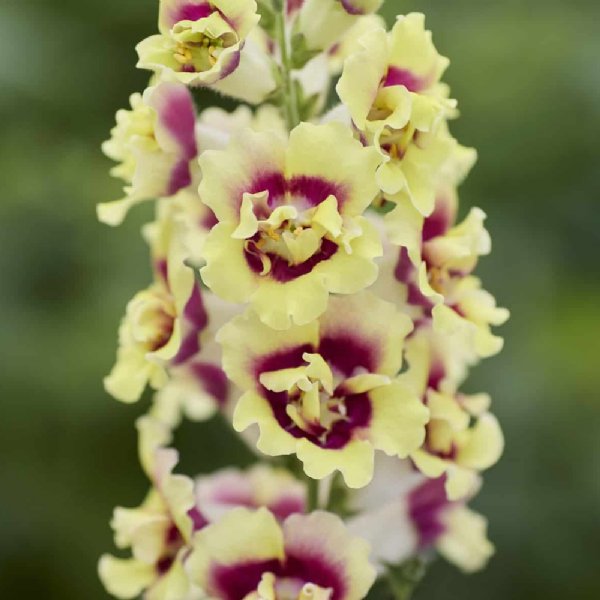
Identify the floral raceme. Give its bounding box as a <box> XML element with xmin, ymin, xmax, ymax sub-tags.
<box><xmin>98</xmin><ymin>3</ymin><xmax>508</xmax><ymax>600</ymax></box>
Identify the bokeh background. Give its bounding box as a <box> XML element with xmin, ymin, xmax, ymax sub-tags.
<box><xmin>1</xmin><ymin>0</ymin><xmax>599</xmax><ymax>597</ymax></box>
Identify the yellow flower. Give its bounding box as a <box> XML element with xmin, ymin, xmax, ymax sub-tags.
<box><xmin>98</xmin><ymin>417</ymin><xmax>204</xmax><ymax>600</ymax></box>
<box><xmin>348</xmin><ymin>455</ymin><xmax>494</xmax><ymax>574</ymax></box>
<box><xmin>219</xmin><ymin>292</ymin><xmax>429</xmax><ymax>488</ymax></box>
<box><xmin>149</xmin><ymin>289</ymin><xmax>241</xmax><ymax>428</ymax></box>
<box><xmin>136</xmin><ymin>0</ymin><xmax>276</xmax><ymax>103</ymax></box>
<box><xmin>104</xmin><ymin>209</ymin><xmax>200</xmax><ymax>403</ymax></box>
<box><xmin>402</xmin><ymin>329</ymin><xmax>505</xmax><ymax>500</ymax></box>
<box><xmin>199</xmin><ymin>121</ymin><xmax>383</xmax><ymax>330</ymax></box>
<box><xmin>186</xmin><ymin>508</ymin><xmax>376</xmax><ymax>600</ymax></box>
<box><xmin>100</xmin><ymin>419</ymin><xmax>310</xmax><ymax>599</ymax></box>
<box><xmin>337</xmin><ymin>13</ymin><xmax>458</xmax><ymax>216</ymax></box>
<box><xmin>99</xmin><ymin>82</ymin><xmax>199</xmax><ymax>226</ymax></box>
<box><xmin>372</xmin><ymin>187</ymin><xmax>509</xmax><ymax>362</ymax></box>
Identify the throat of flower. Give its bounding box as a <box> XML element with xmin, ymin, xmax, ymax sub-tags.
<box><xmin>237</xmin><ymin>194</ymin><xmax>344</xmax><ymax>273</ymax></box>
<box><xmin>129</xmin><ymin>288</ymin><xmax>176</xmax><ymax>351</ymax></box>
<box><xmin>427</xmin><ymin>265</ymin><xmax>449</xmax><ymax>294</ymax></box>
<box><xmin>286</xmin><ymin>386</ymin><xmax>348</xmax><ymax>439</ymax></box>
<box><xmin>261</xmin><ymin>353</ymin><xmax>347</xmax><ymax>439</ymax></box>
<box><xmin>173</xmin><ymin>37</ymin><xmax>224</xmax><ymax>70</ymax></box>
<box><xmin>172</xmin><ymin>17</ymin><xmax>236</xmax><ymax>72</ymax></box>
<box><xmin>425</xmin><ymin>419</ymin><xmax>456</xmax><ymax>459</ymax></box>
<box><xmin>382</xmin><ymin>122</ymin><xmax>417</xmax><ymax>160</ymax></box>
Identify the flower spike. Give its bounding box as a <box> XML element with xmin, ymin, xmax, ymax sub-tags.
<box><xmin>98</xmin><ymin>3</ymin><xmax>508</xmax><ymax>598</ymax></box>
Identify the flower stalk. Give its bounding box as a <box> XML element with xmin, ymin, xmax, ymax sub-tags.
<box><xmin>274</xmin><ymin>0</ymin><xmax>301</xmax><ymax>130</ymax></box>
<box><xmin>307</xmin><ymin>476</ymin><xmax>320</xmax><ymax>512</ymax></box>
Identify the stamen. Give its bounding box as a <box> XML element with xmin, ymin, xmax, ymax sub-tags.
<box><xmin>265</xmin><ymin>228</ymin><xmax>281</xmax><ymax>241</ymax></box>
<box><xmin>259</xmin><ymin>254</ymin><xmax>272</xmax><ymax>276</ymax></box>
<box><xmin>173</xmin><ymin>44</ymin><xmax>193</xmax><ymax>65</ymax></box>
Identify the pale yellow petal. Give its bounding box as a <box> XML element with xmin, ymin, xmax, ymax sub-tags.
<box><xmin>232</xmin><ymin>391</ymin><xmax>297</xmax><ymax>456</ymax></box>
<box><xmin>369</xmin><ymin>381</ymin><xmax>429</xmax><ymax>457</ymax></box>
<box><xmin>296</xmin><ymin>438</ymin><xmax>375</xmax><ymax>489</ymax></box>
<box><xmin>457</xmin><ymin>413</ymin><xmax>504</xmax><ymax>470</ymax></box>
<box><xmin>186</xmin><ymin>507</ymin><xmax>285</xmax><ymax>590</ymax></box>
<box><xmin>98</xmin><ymin>555</ymin><xmax>155</xmax><ymax>600</ymax></box>
<box><xmin>437</xmin><ymin>507</ymin><xmax>494</xmax><ymax>573</ymax></box>
<box><xmin>200</xmin><ymin>222</ymin><xmax>257</xmax><ymax>303</ymax></box>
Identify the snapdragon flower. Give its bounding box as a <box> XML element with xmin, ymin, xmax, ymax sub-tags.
<box><xmin>219</xmin><ymin>292</ymin><xmax>429</xmax><ymax>488</ymax></box>
<box><xmin>199</xmin><ymin>122</ymin><xmax>383</xmax><ymax>330</ymax></box>
<box><xmin>348</xmin><ymin>455</ymin><xmax>495</xmax><ymax>573</ymax></box>
<box><xmin>98</xmin><ymin>418</ymin><xmax>204</xmax><ymax>600</ymax></box>
<box><xmin>104</xmin><ymin>211</ymin><xmax>202</xmax><ymax>403</ymax></box>
<box><xmin>375</xmin><ymin>189</ymin><xmax>509</xmax><ymax>359</ymax></box>
<box><xmin>149</xmin><ymin>289</ymin><xmax>240</xmax><ymax>427</ymax></box>
<box><xmin>99</xmin><ymin>82</ymin><xmax>198</xmax><ymax>226</ymax></box>
<box><xmin>402</xmin><ymin>330</ymin><xmax>505</xmax><ymax>500</ymax></box>
<box><xmin>337</xmin><ymin>13</ymin><xmax>457</xmax><ymax>216</ymax></box>
<box><xmin>137</xmin><ymin>0</ymin><xmax>276</xmax><ymax>103</ymax></box>
<box><xmin>139</xmin><ymin>0</ymin><xmax>255</xmax><ymax>80</ymax></box>
<box><xmin>186</xmin><ymin>508</ymin><xmax>376</xmax><ymax>600</ymax></box>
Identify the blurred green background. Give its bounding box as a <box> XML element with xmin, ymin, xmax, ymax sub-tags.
<box><xmin>1</xmin><ymin>0</ymin><xmax>599</xmax><ymax>597</ymax></box>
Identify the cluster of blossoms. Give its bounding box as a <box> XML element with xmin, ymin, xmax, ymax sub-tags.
<box><xmin>98</xmin><ymin>1</ymin><xmax>508</xmax><ymax>598</ymax></box>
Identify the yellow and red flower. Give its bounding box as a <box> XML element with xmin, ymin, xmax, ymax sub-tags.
<box><xmin>199</xmin><ymin>121</ymin><xmax>383</xmax><ymax>330</ymax></box>
<box><xmin>99</xmin><ymin>82</ymin><xmax>199</xmax><ymax>226</ymax></box>
<box><xmin>373</xmin><ymin>188</ymin><xmax>509</xmax><ymax>361</ymax></box>
<box><xmin>99</xmin><ymin>419</ymin><xmax>309</xmax><ymax>600</ymax></box>
<box><xmin>186</xmin><ymin>508</ymin><xmax>376</xmax><ymax>600</ymax></box>
<box><xmin>98</xmin><ymin>417</ymin><xmax>205</xmax><ymax>600</ymax></box>
<box><xmin>348</xmin><ymin>455</ymin><xmax>495</xmax><ymax>573</ymax></box>
<box><xmin>104</xmin><ymin>207</ymin><xmax>205</xmax><ymax>403</ymax></box>
<box><xmin>401</xmin><ymin>329</ymin><xmax>505</xmax><ymax>500</ymax></box>
<box><xmin>219</xmin><ymin>292</ymin><xmax>429</xmax><ymax>488</ymax></box>
<box><xmin>337</xmin><ymin>13</ymin><xmax>458</xmax><ymax>216</ymax></box>
<box><xmin>137</xmin><ymin>0</ymin><xmax>276</xmax><ymax>103</ymax></box>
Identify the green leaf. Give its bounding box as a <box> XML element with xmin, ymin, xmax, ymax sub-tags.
<box><xmin>382</xmin><ymin>558</ymin><xmax>427</xmax><ymax>600</ymax></box>
<box><xmin>256</xmin><ymin>0</ymin><xmax>277</xmax><ymax>36</ymax></box>
<box><xmin>291</xmin><ymin>32</ymin><xmax>321</xmax><ymax>69</ymax></box>
<box><xmin>293</xmin><ymin>79</ymin><xmax>321</xmax><ymax>122</ymax></box>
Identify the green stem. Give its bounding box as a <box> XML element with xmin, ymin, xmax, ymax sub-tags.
<box><xmin>307</xmin><ymin>476</ymin><xmax>319</xmax><ymax>512</ymax></box>
<box><xmin>273</xmin><ymin>0</ymin><xmax>300</xmax><ymax>130</ymax></box>
<box><xmin>384</xmin><ymin>558</ymin><xmax>427</xmax><ymax>600</ymax></box>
